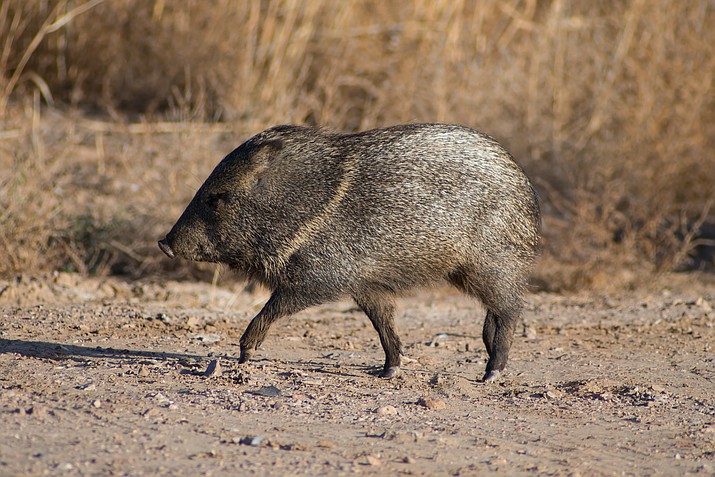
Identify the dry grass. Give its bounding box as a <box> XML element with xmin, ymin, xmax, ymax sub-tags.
<box><xmin>1</xmin><ymin>0</ymin><xmax>713</xmax><ymax>290</ymax></box>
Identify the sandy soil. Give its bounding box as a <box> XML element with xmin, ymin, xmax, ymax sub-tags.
<box><xmin>1</xmin><ymin>273</ymin><xmax>713</xmax><ymax>476</ymax></box>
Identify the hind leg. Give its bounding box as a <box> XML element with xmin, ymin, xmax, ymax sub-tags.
<box><xmin>448</xmin><ymin>267</ymin><xmax>521</xmax><ymax>383</ymax></box>
<box><xmin>353</xmin><ymin>293</ymin><xmax>402</xmax><ymax>378</ymax></box>
<box><xmin>482</xmin><ymin>309</ymin><xmax>517</xmax><ymax>382</ymax></box>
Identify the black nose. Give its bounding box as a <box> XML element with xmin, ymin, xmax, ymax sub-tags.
<box><xmin>158</xmin><ymin>238</ymin><xmax>175</xmax><ymax>259</ymax></box>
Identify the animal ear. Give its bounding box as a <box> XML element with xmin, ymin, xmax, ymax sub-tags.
<box><xmin>244</xmin><ymin>139</ymin><xmax>283</xmax><ymax>189</ymax></box>
<box><xmin>251</xmin><ymin>139</ymin><xmax>283</xmax><ymax>165</ymax></box>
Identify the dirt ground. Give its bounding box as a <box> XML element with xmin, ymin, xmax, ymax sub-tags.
<box><xmin>0</xmin><ymin>272</ymin><xmax>713</xmax><ymax>476</ymax></box>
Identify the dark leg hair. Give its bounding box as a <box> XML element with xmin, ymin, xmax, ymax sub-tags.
<box><xmin>354</xmin><ymin>293</ymin><xmax>402</xmax><ymax>378</ymax></box>
<box><xmin>448</xmin><ymin>267</ymin><xmax>521</xmax><ymax>382</ymax></box>
<box><xmin>239</xmin><ymin>289</ymin><xmax>313</xmax><ymax>363</ymax></box>
<box><xmin>481</xmin><ymin>308</ymin><xmax>517</xmax><ymax>382</ymax></box>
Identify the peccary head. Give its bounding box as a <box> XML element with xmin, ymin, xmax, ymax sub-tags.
<box><xmin>158</xmin><ymin>134</ymin><xmax>285</xmax><ymax>269</ymax></box>
<box><xmin>158</xmin><ymin>125</ymin><xmax>340</xmax><ymax>281</ymax></box>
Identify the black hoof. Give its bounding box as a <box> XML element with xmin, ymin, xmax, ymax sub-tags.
<box><xmin>379</xmin><ymin>366</ymin><xmax>400</xmax><ymax>379</ymax></box>
<box><xmin>482</xmin><ymin>370</ymin><xmax>501</xmax><ymax>383</ymax></box>
<box><xmin>238</xmin><ymin>348</ymin><xmax>252</xmax><ymax>364</ymax></box>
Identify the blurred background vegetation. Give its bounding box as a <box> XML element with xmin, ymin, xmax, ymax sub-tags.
<box><xmin>1</xmin><ymin>0</ymin><xmax>713</xmax><ymax>291</ymax></box>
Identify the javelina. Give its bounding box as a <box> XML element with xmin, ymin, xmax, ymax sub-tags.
<box><xmin>158</xmin><ymin>124</ymin><xmax>540</xmax><ymax>382</ymax></box>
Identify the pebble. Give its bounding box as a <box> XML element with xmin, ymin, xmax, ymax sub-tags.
<box><xmin>254</xmin><ymin>385</ymin><xmax>282</xmax><ymax>397</ymax></box>
<box><xmin>240</xmin><ymin>435</ymin><xmax>265</xmax><ymax>447</ymax></box>
<box><xmin>204</xmin><ymin>359</ymin><xmax>223</xmax><ymax>378</ymax></box>
<box><xmin>365</xmin><ymin>455</ymin><xmax>382</xmax><ymax>466</ymax></box>
<box><xmin>387</xmin><ymin>431</ymin><xmax>420</xmax><ymax>443</ymax></box>
<box><xmin>417</xmin><ymin>396</ymin><xmax>446</xmax><ymax>410</ymax></box>
<box><xmin>143</xmin><ymin>408</ymin><xmax>161</xmax><ymax>418</ymax></box>
<box><xmin>28</xmin><ymin>405</ymin><xmax>48</xmax><ymax>417</ymax></box>
<box><xmin>92</xmin><ymin>399</ymin><xmax>102</xmax><ymax>408</ymax></box>
<box><xmin>156</xmin><ymin>313</ymin><xmax>171</xmax><ymax>324</ymax></box>
<box><xmin>695</xmin><ymin>297</ymin><xmax>712</xmax><ymax>312</ymax></box>
<box><xmin>375</xmin><ymin>405</ymin><xmax>398</xmax><ymax>416</ymax></box>
<box><xmin>545</xmin><ymin>389</ymin><xmax>564</xmax><ymax>399</ymax></box>
<box><xmin>195</xmin><ymin>333</ymin><xmax>221</xmax><ymax>344</ymax></box>
<box><xmin>137</xmin><ymin>365</ymin><xmax>150</xmax><ymax>377</ymax></box>
<box><xmin>151</xmin><ymin>393</ymin><xmax>173</xmax><ymax>407</ymax></box>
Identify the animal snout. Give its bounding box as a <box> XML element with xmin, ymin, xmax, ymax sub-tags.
<box><xmin>158</xmin><ymin>238</ymin><xmax>176</xmax><ymax>259</ymax></box>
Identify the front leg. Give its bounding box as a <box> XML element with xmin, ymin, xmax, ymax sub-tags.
<box><xmin>354</xmin><ymin>293</ymin><xmax>402</xmax><ymax>378</ymax></box>
<box><xmin>239</xmin><ymin>290</ymin><xmax>311</xmax><ymax>363</ymax></box>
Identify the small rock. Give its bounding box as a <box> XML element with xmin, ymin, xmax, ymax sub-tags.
<box><xmin>389</xmin><ymin>431</ymin><xmax>423</xmax><ymax>443</ymax></box>
<box><xmin>403</xmin><ymin>456</ymin><xmax>415</xmax><ymax>464</ymax></box>
<box><xmin>92</xmin><ymin>399</ymin><xmax>102</xmax><ymax>408</ymax></box>
<box><xmin>27</xmin><ymin>405</ymin><xmax>48</xmax><ymax>417</ymax></box>
<box><xmin>545</xmin><ymin>389</ymin><xmax>563</xmax><ymax>399</ymax></box>
<box><xmin>137</xmin><ymin>365</ymin><xmax>150</xmax><ymax>377</ymax></box>
<box><xmin>695</xmin><ymin>297</ymin><xmax>712</xmax><ymax>312</ymax></box>
<box><xmin>195</xmin><ymin>333</ymin><xmax>221</xmax><ymax>344</ymax></box>
<box><xmin>204</xmin><ymin>359</ymin><xmax>223</xmax><ymax>378</ymax></box>
<box><xmin>143</xmin><ymin>407</ymin><xmax>162</xmax><ymax>418</ymax></box>
<box><xmin>240</xmin><ymin>435</ymin><xmax>265</xmax><ymax>447</ymax></box>
<box><xmin>375</xmin><ymin>405</ymin><xmax>398</xmax><ymax>416</ymax></box>
<box><xmin>151</xmin><ymin>392</ymin><xmax>172</xmax><ymax>407</ymax></box>
<box><xmin>282</xmin><ymin>442</ymin><xmax>307</xmax><ymax>451</ymax></box>
<box><xmin>365</xmin><ymin>455</ymin><xmax>382</xmax><ymax>466</ymax></box>
<box><xmin>77</xmin><ymin>382</ymin><xmax>96</xmax><ymax>391</ymax></box>
<box><xmin>651</xmin><ymin>384</ymin><xmax>665</xmax><ymax>392</ymax></box>
<box><xmin>317</xmin><ymin>440</ymin><xmax>336</xmax><ymax>449</ymax></box>
<box><xmin>253</xmin><ymin>385</ymin><xmax>282</xmax><ymax>397</ymax></box>
<box><xmin>417</xmin><ymin>396</ymin><xmax>446</xmax><ymax>410</ymax></box>
<box><xmin>156</xmin><ymin>313</ymin><xmax>171</xmax><ymax>324</ymax></box>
